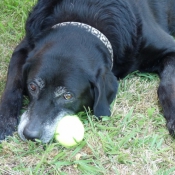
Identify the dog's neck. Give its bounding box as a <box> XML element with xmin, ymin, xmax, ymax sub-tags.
<box><xmin>52</xmin><ymin>22</ymin><xmax>113</xmax><ymax>69</ymax></box>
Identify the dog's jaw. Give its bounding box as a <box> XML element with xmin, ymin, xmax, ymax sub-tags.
<box><xmin>41</xmin><ymin>111</ymin><xmax>67</xmax><ymax>143</ymax></box>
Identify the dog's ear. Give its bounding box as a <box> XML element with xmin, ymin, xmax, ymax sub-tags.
<box><xmin>22</xmin><ymin>63</ymin><xmax>31</xmax><ymax>95</ymax></box>
<box><xmin>91</xmin><ymin>69</ymin><xmax>118</xmax><ymax>118</ymax></box>
<box><xmin>22</xmin><ymin>63</ymin><xmax>31</xmax><ymax>81</ymax></box>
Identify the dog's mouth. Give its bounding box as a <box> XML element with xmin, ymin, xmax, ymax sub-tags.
<box><xmin>18</xmin><ymin>110</ymin><xmax>69</xmax><ymax>143</ymax></box>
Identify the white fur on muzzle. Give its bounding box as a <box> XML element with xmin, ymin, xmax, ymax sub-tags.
<box><xmin>18</xmin><ymin>110</ymin><xmax>68</xmax><ymax>143</ymax></box>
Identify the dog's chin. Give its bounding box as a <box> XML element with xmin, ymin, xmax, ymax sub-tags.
<box><xmin>18</xmin><ymin>111</ymin><xmax>69</xmax><ymax>143</ymax></box>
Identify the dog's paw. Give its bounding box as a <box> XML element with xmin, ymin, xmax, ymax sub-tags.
<box><xmin>0</xmin><ymin>114</ymin><xmax>18</xmax><ymax>141</ymax></box>
<box><xmin>166</xmin><ymin>120</ymin><xmax>175</xmax><ymax>137</ymax></box>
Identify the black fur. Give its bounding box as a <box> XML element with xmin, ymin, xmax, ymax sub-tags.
<box><xmin>1</xmin><ymin>0</ymin><xmax>175</xmax><ymax>142</ymax></box>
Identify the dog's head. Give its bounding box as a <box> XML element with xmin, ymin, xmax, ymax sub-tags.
<box><xmin>18</xmin><ymin>24</ymin><xmax>118</xmax><ymax>143</ymax></box>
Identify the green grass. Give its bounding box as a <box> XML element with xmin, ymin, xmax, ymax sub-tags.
<box><xmin>1</xmin><ymin>1</ymin><xmax>175</xmax><ymax>175</ymax></box>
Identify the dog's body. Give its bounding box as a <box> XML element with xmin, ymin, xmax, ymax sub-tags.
<box><xmin>1</xmin><ymin>0</ymin><xmax>175</xmax><ymax>142</ymax></box>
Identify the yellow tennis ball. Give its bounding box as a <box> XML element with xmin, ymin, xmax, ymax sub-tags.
<box><xmin>55</xmin><ymin>115</ymin><xmax>84</xmax><ymax>147</ymax></box>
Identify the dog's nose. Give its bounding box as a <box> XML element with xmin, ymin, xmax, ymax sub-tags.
<box><xmin>23</xmin><ymin>127</ymin><xmax>41</xmax><ymax>141</ymax></box>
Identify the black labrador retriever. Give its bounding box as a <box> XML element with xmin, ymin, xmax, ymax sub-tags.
<box><xmin>1</xmin><ymin>0</ymin><xmax>175</xmax><ymax>143</ymax></box>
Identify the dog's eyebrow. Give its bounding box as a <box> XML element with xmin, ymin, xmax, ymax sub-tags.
<box><xmin>54</xmin><ymin>86</ymin><xmax>67</xmax><ymax>98</ymax></box>
<box><xmin>34</xmin><ymin>78</ymin><xmax>45</xmax><ymax>89</ymax></box>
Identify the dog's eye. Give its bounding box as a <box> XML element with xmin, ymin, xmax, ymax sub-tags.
<box><xmin>29</xmin><ymin>83</ymin><xmax>37</xmax><ymax>91</ymax></box>
<box><xmin>64</xmin><ymin>93</ymin><xmax>72</xmax><ymax>100</ymax></box>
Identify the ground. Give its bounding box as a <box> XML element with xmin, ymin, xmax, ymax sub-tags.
<box><xmin>0</xmin><ymin>0</ymin><xmax>175</xmax><ymax>174</ymax></box>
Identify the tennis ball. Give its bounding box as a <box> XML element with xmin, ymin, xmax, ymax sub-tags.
<box><xmin>55</xmin><ymin>115</ymin><xmax>84</xmax><ymax>147</ymax></box>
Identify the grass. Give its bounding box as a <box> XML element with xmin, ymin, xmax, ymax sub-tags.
<box><xmin>1</xmin><ymin>0</ymin><xmax>175</xmax><ymax>174</ymax></box>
